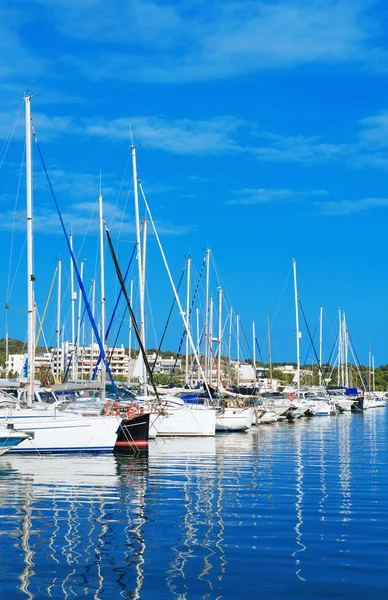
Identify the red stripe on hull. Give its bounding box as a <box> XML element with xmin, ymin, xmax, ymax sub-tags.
<box><xmin>115</xmin><ymin>440</ymin><xmax>149</xmax><ymax>447</ymax></box>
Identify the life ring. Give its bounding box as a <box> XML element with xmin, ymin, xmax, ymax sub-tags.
<box><xmin>287</xmin><ymin>392</ymin><xmax>296</xmax><ymax>402</ymax></box>
<box><xmin>126</xmin><ymin>403</ymin><xmax>140</xmax><ymax>420</ymax></box>
<box><xmin>104</xmin><ymin>400</ymin><xmax>120</xmax><ymax>416</ymax></box>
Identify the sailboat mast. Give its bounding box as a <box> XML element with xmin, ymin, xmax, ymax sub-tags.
<box><xmin>69</xmin><ymin>234</ymin><xmax>76</xmax><ymax>381</ymax></box>
<box><xmin>252</xmin><ymin>320</ymin><xmax>256</xmax><ymax>373</ymax></box>
<box><xmin>217</xmin><ymin>287</ymin><xmax>223</xmax><ymax>389</ymax></box>
<box><xmin>209</xmin><ymin>297</ymin><xmax>213</xmax><ymax>385</ymax></box>
<box><xmin>131</xmin><ymin>145</ymin><xmax>147</xmax><ymax>395</ymax></box>
<box><xmin>77</xmin><ymin>260</ymin><xmax>84</xmax><ymax>374</ymax></box>
<box><xmin>128</xmin><ymin>279</ymin><xmax>134</xmax><ymax>382</ymax></box>
<box><xmin>319</xmin><ymin>305</ymin><xmax>323</xmax><ymax>386</ymax></box>
<box><xmin>56</xmin><ymin>258</ymin><xmax>62</xmax><ymax>382</ymax></box>
<box><xmin>185</xmin><ymin>256</ymin><xmax>191</xmax><ymax>385</ymax></box>
<box><xmin>344</xmin><ymin>312</ymin><xmax>349</xmax><ymax>388</ymax></box>
<box><xmin>292</xmin><ymin>259</ymin><xmax>300</xmax><ymax>398</ymax></box>
<box><xmin>267</xmin><ymin>313</ymin><xmax>273</xmax><ymax>386</ymax></box>
<box><xmin>98</xmin><ymin>188</ymin><xmax>106</xmax><ymax>401</ymax></box>
<box><xmin>236</xmin><ymin>313</ymin><xmax>240</xmax><ymax>388</ymax></box>
<box><xmin>204</xmin><ymin>248</ymin><xmax>210</xmax><ymax>382</ymax></box>
<box><xmin>90</xmin><ymin>279</ymin><xmax>95</xmax><ymax>378</ymax></box>
<box><xmin>24</xmin><ymin>94</ymin><xmax>35</xmax><ymax>407</ymax></box>
<box><xmin>228</xmin><ymin>307</ymin><xmax>233</xmax><ymax>385</ymax></box>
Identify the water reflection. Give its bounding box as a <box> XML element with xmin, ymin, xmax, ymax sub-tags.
<box><xmin>0</xmin><ymin>411</ymin><xmax>387</xmax><ymax>599</ymax></box>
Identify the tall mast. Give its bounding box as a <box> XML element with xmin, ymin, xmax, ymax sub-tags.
<box><xmin>319</xmin><ymin>305</ymin><xmax>323</xmax><ymax>386</ymax></box>
<box><xmin>204</xmin><ymin>248</ymin><xmax>210</xmax><ymax>382</ymax></box>
<box><xmin>267</xmin><ymin>313</ymin><xmax>273</xmax><ymax>386</ymax></box>
<box><xmin>337</xmin><ymin>308</ymin><xmax>342</xmax><ymax>386</ymax></box>
<box><xmin>56</xmin><ymin>258</ymin><xmax>62</xmax><ymax>382</ymax></box>
<box><xmin>372</xmin><ymin>354</ymin><xmax>375</xmax><ymax>394</ymax></box>
<box><xmin>292</xmin><ymin>259</ymin><xmax>300</xmax><ymax>398</ymax></box>
<box><xmin>228</xmin><ymin>307</ymin><xmax>233</xmax><ymax>385</ymax></box>
<box><xmin>209</xmin><ymin>297</ymin><xmax>213</xmax><ymax>385</ymax></box>
<box><xmin>141</xmin><ymin>218</ymin><xmax>148</xmax><ymax>315</ymax></box>
<box><xmin>90</xmin><ymin>279</ymin><xmax>95</xmax><ymax>378</ymax></box>
<box><xmin>344</xmin><ymin>312</ymin><xmax>349</xmax><ymax>388</ymax></box>
<box><xmin>69</xmin><ymin>234</ymin><xmax>76</xmax><ymax>381</ymax></box>
<box><xmin>128</xmin><ymin>279</ymin><xmax>134</xmax><ymax>382</ymax></box>
<box><xmin>98</xmin><ymin>185</ymin><xmax>106</xmax><ymax>401</ymax></box>
<box><xmin>368</xmin><ymin>347</ymin><xmax>371</xmax><ymax>391</ymax></box>
<box><xmin>217</xmin><ymin>287</ymin><xmax>223</xmax><ymax>389</ymax></box>
<box><xmin>252</xmin><ymin>320</ymin><xmax>256</xmax><ymax>373</ymax></box>
<box><xmin>185</xmin><ymin>256</ymin><xmax>191</xmax><ymax>385</ymax></box>
<box><xmin>24</xmin><ymin>94</ymin><xmax>35</xmax><ymax>407</ymax></box>
<box><xmin>236</xmin><ymin>313</ymin><xmax>240</xmax><ymax>388</ymax></box>
<box><xmin>196</xmin><ymin>306</ymin><xmax>200</xmax><ymax>353</ymax></box>
<box><xmin>131</xmin><ymin>145</ymin><xmax>146</xmax><ymax>395</ymax></box>
<box><xmin>76</xmin><ymin>260</ymin><xmax>84</xmax><ymax>379</ymax></box>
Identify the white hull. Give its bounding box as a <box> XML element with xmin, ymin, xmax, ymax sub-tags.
<box><xmin>216</xmin><ymin>407</ymin><xmax>254</xmax><ymax>432</ymax></box>
<box><xmin>363</xmin><ymin>398</ymin><xmax>386</xmax><ymax>409</ymax></box>
<box><xmin>150</xmin><ymin>406</ymin><xmax>216</xmax><ymax>437</ymax></box>
<box><xmin>0</xmin><ymin>409</ymin><xmax>121</xmax><ymax>453</ymax></box>
<box><xmin>0</xmin><ymin>427</ymin><xmax>30</xmax><ymax>455</ymax></box>
<box><xmin>310</xmin><ymin>401</ymin><xmax>332</xmax><ymax>416</ymax></box>
<box><xmin>334</xmin><ymin>399</ymin><xmax>356</xmax><ymax>412</ymax></box>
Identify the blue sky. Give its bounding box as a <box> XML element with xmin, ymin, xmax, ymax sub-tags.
<box><xmin>1</xmin><ymin>0</ymin><xmax>388</xmax><ymax>366</ymax></box>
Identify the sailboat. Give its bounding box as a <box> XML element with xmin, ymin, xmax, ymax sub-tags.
<box><xmin>0</xmin><ymin>94</ymin><xmax>121</xmax><ymax>453</ymax></box>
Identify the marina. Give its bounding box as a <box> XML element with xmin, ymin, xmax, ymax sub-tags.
<box><xmin>1</xmin><ymin>2</ymin><xmax>388</xmax><ymax>597</ymax></box>
<box><xmin>0</xmin><ymin>409</ymin><xmax>387</xmax><ymax>599</ymax></box>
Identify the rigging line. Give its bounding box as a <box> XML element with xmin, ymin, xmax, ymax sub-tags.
<box><xmin>347</xmin><ymin>329</ymin><xmax>369</xmax><ymax>391</ymax></box>
<box><xmin>104</xmin><ymin>223</ymin><xmax>161</xmax><ymax>403</ymax></box>
<box><xmin>298</xmin><ymin>299</ymin><xmax>327</xmax><ymax>390</ymax></box>
<box><xmin>108</xmin><ymin>152</ymin><xmax>131</xmax><ymax>231</ymax></box>
<box><xmin>169</xmin><ymin>255</ymin><xmax>206</xmax><ymax>377</ymax></box>
<box><xmin>301</xmin><ymin>322</ymin><xmax>318</xmax><ymax>375</ymax></box>
<box><xmin>107</xmin><ymin>303</ymin><xmax>128</xmax><ymax>367</ymax></box>
<box><xmin>262</xmin><ymin>265</ymin><xmax>292</xmax><ymax>349</ymax></box>
<box><xmin>32</xmin><ymin>129</ymin><xmax>119</xmax><ymax>399</ymax></box>
<box><xmin>92</xmin><ymin>243</ymin><xmax>137</xmax><ymax>378</ymax></box>
<box><xmin>76</xmin><ymin>200</ymin><xmax>98</xmax><ymax>260</ymax></box>
<box><xmin>323</xmin><ymin>332</ymin><xmax>338</xmax><ymax>381</ymax></box>
<box><xmin>347</xmin><ymin>337</ymin><xmax>367</xmax><ymax>391</ymax></box>
<box><xmin>255</xmin><ymin>338</ymin><xmax>265</xmax><ymax>364</ymax></box>
<box><xmin>35</xmin><ymin>265</ymin><xmax>58</xmax><ymax>350</ymax></box>
<box><xmin>145</xmin><ymin>283</ymin><xmax>158</xmax><ymax>350</ymax></box>
<box><xmin>8</xmin><ymin>238</ymin><xmax>27</xmax><ymax>301</ymax></box>
<box><xmin>0</xmin><ymin>101</ymin><xmax>23</xmax><ymax>169</ymax></box>
<box><xmin>139</xmin><ymin>180</ymin><xmax>212</xmax><ymax>399</ymax></box>
<box><xmin>6</xmin><ymin>145</ymin><xmax>25</xmax><ymax>303</ymax></box>
<box><xmin>240</xmin><ymin>319</ymin><xmax>256</xmax><ymax>362</ymax></box>
<box><xmin>151</xmin><ymin>264</ymin><xmax>186</xmax><ymax>374</ymax></box>
<box><xmin>116</xmin><ymin>164</ymin><xmax>133</xmax><ymax>235</ymax></box>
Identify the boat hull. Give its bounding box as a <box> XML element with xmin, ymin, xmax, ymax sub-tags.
<box><xmin>0</xmin><ymin>411</ymin><xmax>120</xmax><ymax>453</ymax></box>
<box><xmin>115</xmin><ymin>413</ymin><xmax>150</xmax><ymax>451</ymax></box>
<box><xmin>150</xmin><ymin>406</ymin><xmax>216</xmax><ymax>437</ymax></box>
<box><xmin>216</xmin><ymin>407</ymin><xmax>254</xmax><ymax>432</ymax></box>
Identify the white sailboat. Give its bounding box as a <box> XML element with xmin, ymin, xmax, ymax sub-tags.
<box><xmin>0</xmin><ymin>94</ymin><xmax>121</xmax><ymax>453</ymax></box>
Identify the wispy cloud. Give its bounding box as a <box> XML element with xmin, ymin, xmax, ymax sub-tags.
<box><xmin>316</xmin><ymin>197</ymin><xmax>388</xmax><ymax>216</ymax></box>
<box><xmin>37</xmin><ymin>0</ymin><xmax>385</xmax><ymax>82</ymax></box>
<box><xmin>227</xmin><ymin>187</ymin><xmax>329</xmax><ymax>205</ymax></box>
<box><xmin>0</xmin><ymin>163</ymin><xmax>194</xmax><ymax>237</ymax></box>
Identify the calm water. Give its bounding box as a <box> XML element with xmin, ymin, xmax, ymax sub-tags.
<box><xmin>0</xmin><ymin>410</ymin><xmax>387</xmax><ymax>599</ymax></box>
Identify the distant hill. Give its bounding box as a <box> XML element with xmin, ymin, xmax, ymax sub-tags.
<box><xmin>0</xmin><ymin>338</ymin><xmax>46</xmax><ymax>367</ymax></box>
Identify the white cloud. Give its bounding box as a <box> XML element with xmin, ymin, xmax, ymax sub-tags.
<box><xmin>227</xmin><ymin>187</ymin><xmax>329</xmax><ymax>205</ymax></box>
<box><xmin>32</xmin><ymin>0</ymin><xmax>385</xmax><ymax>82</ymax></box>
<box><xmin>359</xmin><ymin>112</ymin><xmax>388</xmax><ymax>148</ymax></box>
<box><xmin>317</xmin><ymin>197</ymin><xmax>388</xmax><ymax>216</ymax></box>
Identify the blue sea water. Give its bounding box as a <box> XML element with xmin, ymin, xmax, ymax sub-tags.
<box><xmin>0</xmin><ymin>409</ymin><xmax>387</xmax><ymax>599</ymax></box>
